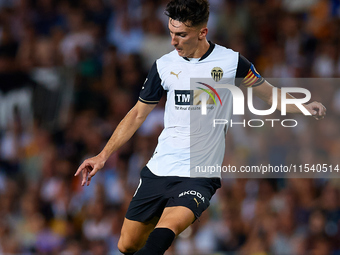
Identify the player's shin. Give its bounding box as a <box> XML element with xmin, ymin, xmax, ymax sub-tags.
<box><xmin>134</xmin><ymin>228</ymin><xmax>175</xmax><ymax>255</ymax></box>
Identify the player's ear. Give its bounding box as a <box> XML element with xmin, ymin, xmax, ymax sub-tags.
<box><xmin>198</xmin><ymin>27</ymin><xmax>208</xmax><ymax>40</ymax></box>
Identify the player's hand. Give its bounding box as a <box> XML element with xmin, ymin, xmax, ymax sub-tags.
<box><xmin>74</xmin><ymin>155</ymin><xmax>106</xmax><ymax>186</ymax></box>
<box><xmin>304</xmin><ymin>101</ymin><xmax>326</xmax><ymax>120</ymax></box>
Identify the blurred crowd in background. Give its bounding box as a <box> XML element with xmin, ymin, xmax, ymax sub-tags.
<box><xmin>0</xmin><ymin>0</ymin><xmax>340</xmax><ymax>254</ymax></box>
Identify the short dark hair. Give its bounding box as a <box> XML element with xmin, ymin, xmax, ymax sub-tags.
<box><xmin>165</xmin><ymin>0</ymin><xmax>210</xmax><ymax>27</ymax></box>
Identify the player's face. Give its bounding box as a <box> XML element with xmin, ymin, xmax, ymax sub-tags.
<box><xmin>168</xmin><ymin>19</ymin><xmax>205</xmax><ymax>58</ymax></box>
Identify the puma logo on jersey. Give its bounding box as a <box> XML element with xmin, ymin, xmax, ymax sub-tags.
<box><xmin>194</xmin><ymin>198</ymin><xmax>201</xmax><ymax>207</ymax></box>
<box><xmin>170</xmin><ymin>71</ymin><xmax>181</xmax><ymax>79</ymax></box>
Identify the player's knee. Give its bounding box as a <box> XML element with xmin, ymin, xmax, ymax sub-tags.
<box><xmin>117</xmin><ymin>235</ymin><xmax>140</xmax><ymax>254</ymax></box>
<box><xmin>117</xmin><ymin>242</ymin><xmax>137</xmax><ymax>254</ymax></box>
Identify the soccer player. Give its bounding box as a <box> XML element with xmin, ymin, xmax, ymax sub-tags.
<box><xmin>75</xmin><ymin>0</ymin><xmax>326</xmax><ymax>254</ymax></box>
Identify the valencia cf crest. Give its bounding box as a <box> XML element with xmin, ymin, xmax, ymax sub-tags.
<box><xmin>211</xmin><ymin>67</ymin><xmax>223</xmax><ymax>82</ymax></box>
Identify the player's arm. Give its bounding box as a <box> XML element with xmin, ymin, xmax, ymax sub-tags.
<box><xmin>236</xmin><ymin>54</ymin><xmax>326</xmax><ymax>120</ymax></box>
<box><xmin>100</xmin><ymin>101</ymin><xmax>156</xmax><ymax>160</ymax></box>
<box><xmin>252</xmin><ymin>80</ymin><xmax>326</xmax><ymax>120</ymax></box>
<box><xmin>75</xmin><ymin>61</ymin><xmax>164</xmax><ymax>186</ymax></box>
<box><xmin>74</xmin><ymin>101</ymin><xmax>156</xmax><ymax>186</ymax></box>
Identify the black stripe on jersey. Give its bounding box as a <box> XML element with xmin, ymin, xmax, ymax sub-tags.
<box><xmin>236</xmin><ymin>55</ymin><xmax>251</xmax><ymax>84</ymax></box>
<box><xmin>235</xmin><ymin>54</ymin><xmax>265</xmax><ymax>87</ymax></box>
<box><xmin>139</xmin><ymin>62</ymin><xmax>164</xmax><ymax>104</ymax></box>
<box><xmin>183</xmin><ymin>41</ymin><xmax>215</xmax><ymax>62</ymax></box>
<box><xmin>199</xmin><ymin>41</ymin><xmax>215</xmax><ymax>61</ymax></box>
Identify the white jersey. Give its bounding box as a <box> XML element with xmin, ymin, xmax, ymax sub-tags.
<box><xmin>139</xmin><ymin>42</ymin><xmax>264</xmax><ymax>178</ymax></box>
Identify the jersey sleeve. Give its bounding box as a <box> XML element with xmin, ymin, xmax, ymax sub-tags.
<box><xmin>235</xmin><ymin>54</ymin><xmax>265</xmax><ymax>87</ymax></box>
<box><xmin>139</xmin><ymin>61</ymin><xmax>164</xmax><ymax>104</ymax></box>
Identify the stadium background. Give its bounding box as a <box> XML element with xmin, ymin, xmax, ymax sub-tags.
<box><xmin>0</xmin><ymin>0</ymin><xmax>340</xmax><ymax>254</ymax></box>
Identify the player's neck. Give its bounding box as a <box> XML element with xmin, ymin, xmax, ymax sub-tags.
<box><xmin>192</xmin><ymin>39</ymin><xmax>210</xmax><ymax>59</ymax></box>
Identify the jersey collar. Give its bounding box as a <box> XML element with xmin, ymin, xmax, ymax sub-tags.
<box><xmin>183</xmin><ymin>41</ymin><xmax>215</xmax><ymax>62</ymax></box>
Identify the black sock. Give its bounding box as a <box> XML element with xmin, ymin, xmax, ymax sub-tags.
<box><xmin>134</xmin><ymin>228</ymin><xmax>175</xmax><ymax>255</ymax></box>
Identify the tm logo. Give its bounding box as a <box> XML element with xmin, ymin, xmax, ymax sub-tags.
<box><xmin>174</xmin><ymin>82</ymin><xmax>222</xmax><ymax>115</ymax></box>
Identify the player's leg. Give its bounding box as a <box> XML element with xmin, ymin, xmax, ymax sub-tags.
<box><xmin>134</xmin><ymin>177</ymin><xmax>221</xmax><ymax>255</ymax></box>
<box><xmin>134</xmin><ymin>206</ymin><xmax>195</xmax><ymax>255</ymax></box>
<box><xmin>119</xmin><ymin>166</ymin><xmax>167</xmax><ymax>253</ymax></box>
<box><xmin>118</xmin><ymin>217</ymin><xmax>158</xmax><ymax>254</ymax></box>
<box><xmin>156</xmin><ymin>206</ymin><xmax>195</xmax><ymax>234</ymax></box>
